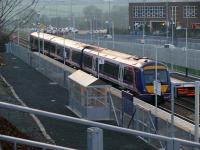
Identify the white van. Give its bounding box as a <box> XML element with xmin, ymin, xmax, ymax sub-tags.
<box><xmin>164</xmin><ymin>44</ymin><xmax>175</xmax><ymax>48</ymax></box>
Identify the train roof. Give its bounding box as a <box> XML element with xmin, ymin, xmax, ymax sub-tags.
<box><xmin>30</xmin><ymin>32</ymin><xmax>166</xmax><ymax>68</ymax></box>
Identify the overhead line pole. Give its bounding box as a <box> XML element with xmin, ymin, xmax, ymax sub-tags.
<box><xmin>185</xmin><ymin>13</ymin><xmax>188</xmax><ymax>77</ymax></box>
<box><xmin>166</xmin><ymin>0</ymin><xmax>169</xmax><ymax>44</ymax></box>
<box><xmin>109</xmin><ymin>0</ymin><xmax>111</xmax><ymax>35</ymax></box>
<box><xmin>142</xmin><ymin>0</ymin><xmax>146</xmax><ymax>57</ymax></box>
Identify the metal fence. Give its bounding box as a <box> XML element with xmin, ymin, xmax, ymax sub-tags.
<box><xmin>0</xmin><ymin>134</ymin><xmax>74</xmax><ymax>150</ymax></box>
<box><xmin>6</xmin><ymin>43</ymin><xmax>73</xmax><ymax>90</ymax></box>
<box><xmin>1</xmin><ymin>101</ymin><xmax>200</xmax><ymax>150</ymax></box>
<box><xmin>108</xmin><ymin>93</ymin><xmax>195</xmax><ymax>149</ymax></box>
<box><xmin>68</xmin><ymin>73</ymin><xmax>113</xmax><ymax>121</ymax></box>
<box><xmin>75</xmin><ymin>38</ymin><xmax>200</xmax><ymax>72</ymax></box>
<box><xmin>5</xmin><ymin>43</ymin><xmax>200</xmax><ymax>149</ymax></box>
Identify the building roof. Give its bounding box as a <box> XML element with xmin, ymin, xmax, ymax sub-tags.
<box><xmin>68</xmin><ymin>70</ymin><xmax>98</xmax><ymax>87</ymax></box>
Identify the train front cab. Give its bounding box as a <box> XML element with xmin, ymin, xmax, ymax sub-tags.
<box><xmin>139</xmin><ymin>63</ymin><xmax>171</xmax><ymax>103</ymax></box>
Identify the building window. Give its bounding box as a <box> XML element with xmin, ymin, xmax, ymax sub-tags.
<box><xmin>133</xmin><ymin>6</ymin><xmax>164</xmax><ymax>18</ymax></box>
<box><xmin>184</xmin><ymin>6</ymin><xmax>197</xmax><ymax>18</ymax></box>
<box><xmin>170</xmin><ymin>6</ymin><xmax>177</xmax><ymax>25</ymax></box>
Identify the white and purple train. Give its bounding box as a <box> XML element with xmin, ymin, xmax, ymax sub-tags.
<box><xmin>30</xmin><ymin>32</ymin><xmax>171</xmax><ymax>102</ymax></box>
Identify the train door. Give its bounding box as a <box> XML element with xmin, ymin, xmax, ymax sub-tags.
<box><xmin>134</xmin><ymin>68</ymin><xmax>142</xmax><ymax>93</ymax></box>
<box><xmin>118</xmin><ymin>64</ymin><xmax>124</xmax><ymax>86</ymax></box>
<box><xmin>123</xmin><ymin>66</ymin><xmax>135</xmax><ymax>91</ymax></box>
<box><xmin>94</xmin><ymin>57</ymin><xmax>104</xmax><ymax>77</ymax></box>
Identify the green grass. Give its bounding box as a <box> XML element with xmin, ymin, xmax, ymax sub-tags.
<box><xmin>167</xmin><ymin>63</ymin><xmax>200</xmax><ymax>78</ymax></box>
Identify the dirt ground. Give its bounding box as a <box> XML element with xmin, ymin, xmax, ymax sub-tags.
<box><xmin>0</xmin><ymin>117</ymin><xmax>41</xmax><ymax>150</ymax></box>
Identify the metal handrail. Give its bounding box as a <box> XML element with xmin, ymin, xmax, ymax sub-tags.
<box><xmin>0</xmin><ymin>134</ymin><xmax>75</xmax><ymax>150</ymax></box>
<box><xmin>0</xmin><ymin>101</ymin><xmax>200</xmax><ymax>148</ymax></box>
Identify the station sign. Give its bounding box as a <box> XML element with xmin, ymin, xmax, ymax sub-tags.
<box><xmin>98</xmin><ymin>58</ymin><xmax>104</xmax><ymax>64</ymax></box>
<box><xmin>154</xmin><ymin>80</ymin><xmax>161</xmax><ymax>96</ymax></box>
<box><xmin>63</xmin><ymin>50</ymin><xmax>67</xmax><ymax>58</ymax></box>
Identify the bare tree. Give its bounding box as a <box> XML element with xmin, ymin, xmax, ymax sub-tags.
<box><xmin>0</xmin><ymin>0</ymin><xmax>38</xmax><ymax>35</ymax></box>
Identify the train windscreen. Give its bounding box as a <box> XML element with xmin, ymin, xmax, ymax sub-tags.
<box><xmin>143</xmin><ymin>69</ymin><xmax>168</xmax><ymax>85</ymax></box>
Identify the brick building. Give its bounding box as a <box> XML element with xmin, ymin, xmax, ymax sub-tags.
<box><xmin>129</xmin><ymin>0</ymin><xmax>200</xmax><ymax>34</ymax></box>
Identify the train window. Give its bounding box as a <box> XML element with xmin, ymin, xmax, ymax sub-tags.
<box><xmin>34</xmin><ymin>39</ymin><xmax>43</xmax><ymax>51</ymax></box>
<box><xmin>83</xmin><ymin>54</ymin><xmax>92</xmax><ymax>68</ymax></box>
<box><xmin>39</xmin><ymin>40</ymin><xmax>42</xmax><ymax>49</ymax></box>
<box><xmin>95</xmin><ymin>58</ymin><xmax>104</xmax><ymax>72</ymax></box>
<box><xmin>65</xmin><ymin>47</ymin><xmax>70</xmax><ymax>59</ymax></box>
<box><xmin>102</xmin><ymin>61</ymin><xmax>119</xmax><ymax>79</ymax></box>
<box><xmin>57</xmin><ymin>45</ymin><xmax>64</xmax><ymax>57</ymax></box>
<box><xmin>72</xmin><ymin>51</ymin><xmax>81</xmax><ymax>64</ymax></box>
<box><xmin>44</xmin><ymin>41</ymin><xmax>49</xmax><ymax>50</ymax></box>
<box><xmin>123</xmin><ymin>67</ymin><xmax>133</xmax><ymax>85</ymax></box>
<box><xmin>34</xmin><ymin>39</ymin><xmax>38</xmax><ymax>49</ymax></box>
<box><xmin>30</xmin><ymin>36</ymin><xmax>34</xmax><ymax>44</ymax></box>
<box><xmin>157</xmin><ymin>70</ymin><xmax>168</xmax><ymax>83</ymax></box>
<box><xmin>30</xmin><ymin>37</ymin><xmax>37</xmax><ymax>51</ymax></box>
<box><xmin>143</xmin><ymin>69</ymin><xmax>168</xmax><ymax>85</ymax></box>
<box><xmin>30</xmin><ymin>36</ymin><xmax>34</xmax><ymax>47</ymax></box>
<box><xmin>49</xmin><ymin>43</ymin><xmax>56</xmax><ymax>53</ymax></box>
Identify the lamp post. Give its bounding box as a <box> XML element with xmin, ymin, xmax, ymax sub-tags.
<box><xmin>185</xmin><ymin>14</ymin><xmax>188</xmax><ymax>77</ymax></box>
<box><xmin>155</xmin><ymin>46</ymin><xmax>158</xmax><ymax>108</ymax></box>
<box><xmin>63</xmin><ymin>38</ymin><xmax>66</xmax><ymax>65</ymax></box>
<box><xmin>142</xmin><ymin>0</ymin><xmax>146</xmax><ymax>57</ymax></box>
<box><xmin>112</xmin><ymin>21</ymin><xmax>114</xmax><ymax>49</ymax></box>
<box><xmin>166</xmin><ymin>1</ymin><xmax>169</xmax><ymax>44</ymax></box>
<box><xmin>154</xmin><ymin>46</ymin><xmax>162</xmax><ymax>109</ymax></box>
<box><xmin>37</xmin><ymin>13</ymin><xmax>41</xmax><ymax>68</ymax></box>
<box><xmin>90</xmin><ymin>18</ymin><xmax>93</xmax><ymax>43</ymax></box>
<box><xmin>70</xmin><ymin>0</ymin><xmax>73</xmax><ymax>28</ymax></box>
<box><xmin>142</xmin><ymin>22</ymin><xmax>145</xmax><ymax>57</ymax></box>
<box><xmin>37</xmin><ymin>13</ymin><xmax>40</xmax><ymax>52</ymax></box>
<box><xmin>17</xmin><ymin>19</ymin><xmax>19</xmax><ymax>45</ymax></box>
<box><xmin>171</xmin><ymin>19</ymin><xmax>174</xmax><ymax>45</ymax></box>
<box><xmin>108</xmin><ymin>0</ymin><xmax>111</xmax><ymax>35</ymax></box>
<box><xmin>97</xmin><ymin>38</ymin><xmax>100</xmax><ymax>79</ymax></box>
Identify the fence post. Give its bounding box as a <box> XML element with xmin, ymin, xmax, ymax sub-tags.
<box><xmin>87</xmin><ymin>127</ymin><xmax>103</xmax><ymax>150</ymax></box>
<box><xmin>194</xmin><ymin>81</ymin><xmax>200</xmax><ymax>142</ymax></box>
<box><xmin>173</xmin><ymin>140</ymin><xmax>180</xmax><ymax>150</ymax></box>
<box><xmin>14</xmin><ymin>142</ymin><xmax>17</xmax><ymax>150</ymax></box>
<box><xmin>166</xmin><ymin>139</ymin><xmax>173</xmax><ymax>150</ymax></box>
<box><xmin>63</xmin><ymin>70</ymin><xmax>67</xmax><ymax>87</ymax></box>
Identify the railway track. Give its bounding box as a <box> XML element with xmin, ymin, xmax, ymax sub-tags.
<box><xmin>160</xmin><ymin>96</ymin><xmax>200</xmax><ymax>125</ymax></box>
<box><xmin>159</xmin><ymin>105</ymin><xmax>194</xmax><ymax>124</ymax></box>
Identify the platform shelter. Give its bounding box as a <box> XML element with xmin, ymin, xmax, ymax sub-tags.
<box><xmin>67</xmin><ymin>70</ymin><xmax>113</xmax><ymax>121</ymax></box>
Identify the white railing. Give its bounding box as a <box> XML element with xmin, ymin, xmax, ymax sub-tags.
<box><xmin>0</xmin><ymin>134</ymin><xmax>75</xmax><ymax>150</ymax></box>
<box><xmin>0</xmin><ymin>101</ymin><xmax>200</xmax><ymax>150</ymax></box>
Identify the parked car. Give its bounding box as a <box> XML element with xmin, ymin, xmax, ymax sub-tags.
<box><xmin>71</xmin><ymin>28</ymin><xmax>79</xmax><ymax>33</ymax></box>
<box><xmin>104</xmin><ymin>34</ymin><xmax>112</xmax><ymax>39</ymax></box>
<box><xmin>163</xmin><ymin>44</ymin><xmax>175</xmax><ymax>48</ymax></box>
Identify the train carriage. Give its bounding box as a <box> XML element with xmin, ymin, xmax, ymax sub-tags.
<box><xmin>30</xmin><ymin>32</ymin><xmax>171</xmax><ymax>102</ymax></box>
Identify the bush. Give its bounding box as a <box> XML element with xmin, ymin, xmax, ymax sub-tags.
<box><xmin>0</xmin><ymin>32</ymin><xmax>9</xmax><ymax>45</ymax></box>
<box><xmin>0</xmin><ymin>32</ymin><xmax>10</xmax><ymax>52</ymax></box>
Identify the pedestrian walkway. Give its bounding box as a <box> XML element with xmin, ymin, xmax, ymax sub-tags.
<box><xmin>0</xmin><ymin>53</ymin><xmax>155</xmax><ymax>150</ymax></box>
